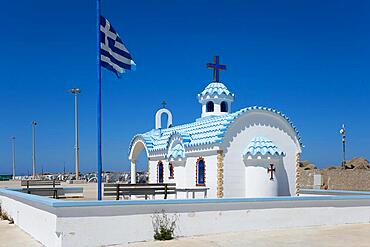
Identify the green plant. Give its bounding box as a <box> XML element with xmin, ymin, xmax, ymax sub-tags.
<box><xmin>152</xmin><ymin>210</ymin><xmax>178</xmax><ymax>241</ymax></box>
<box><xmin>0</xmin><ymin>205</ymin><xmax>14</xmax><ymax>224</ymax></box>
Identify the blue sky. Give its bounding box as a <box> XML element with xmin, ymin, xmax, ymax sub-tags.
<box><xmin>0</xmin><ymin>0</ymin><xmax>369</xmax><ymax>174</ymax></box>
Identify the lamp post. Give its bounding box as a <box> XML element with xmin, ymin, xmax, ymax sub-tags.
<box><xmin>32</xmin><ymin>121</ymin><xmax>37</xmax><ymax>178</ymax></box>
<box><xmin>11</xmin><ymin>136</ymin><xmax>16</xmax><ymax>180</ymax></box>
<box><xmin>68</xmin><ymin>88</ymin><xmax>81</xmax><ymax>180</ymax></box>
<box><xmin>340</xmin><ymin>124</ymin><xmax>346</xmax><ymax>167</ymax></box>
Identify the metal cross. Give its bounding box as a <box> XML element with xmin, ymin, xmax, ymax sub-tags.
<box><xmin>207</xmin><ymin>56</ymin><xmax>226</xmax><ymax>82</ymax></box>
<box><xmin>161</xmin><ymin>100</ymin><xmax>167</xmax><ymax>108</ymax></box>
<box><xmin>267</xmin><ymin>164</ymin><xmax>276</xmax><ymax>181</ymax></box>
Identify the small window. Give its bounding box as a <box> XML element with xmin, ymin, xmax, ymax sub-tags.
<box><xmin>221</xmin><ymin>101</ymin><xmax>228</xmax><ymax>112</ymax></box>
<box><xmin>168</xmin><ymin>163</ymin><xmax>174</xmax><ymax>179</ymax></box>
<box><xmin>206</xmin><ymin>101</ymin><xmax>214</xmax><ymax>112</ymax></box>
<box><xmin>196</xmin><ymin>158</ymin><xmax>206</xmax><ymax>186</ymax></box>
<box><xmin>158</xmin><ymin>161</ymin><xmax>164</xmax><ymax>183</ymax></box>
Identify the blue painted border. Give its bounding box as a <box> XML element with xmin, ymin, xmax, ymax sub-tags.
<box><xmin>301</xmin><ymin>189</ymin><xmax>370</xmax><ymax>195</ymax></box>
<box><xmin>2</xmin><ymin>188</ymin><xmax>370</xmax><ymax>208</ymax></box>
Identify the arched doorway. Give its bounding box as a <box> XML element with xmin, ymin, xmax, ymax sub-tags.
<box><xmin>128</xmin><ymin>138</ymin><xmax>149</xmax><ymax>184</ymax></box>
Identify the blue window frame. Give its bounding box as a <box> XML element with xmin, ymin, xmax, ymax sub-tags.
<box><xmin>197</xmin><ymin>158</ymin><xmax>205</xmax><ymax>186</ymax></box>
<box><xmin>158</xmin><ymin>161</ymin><xmax>164</xmax><ymax>183</ymax></box>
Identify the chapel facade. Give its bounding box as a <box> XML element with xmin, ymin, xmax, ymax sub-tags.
<box><xmin>128</xmin><ymin>56</ymin><xmax>302</xmax><ymax>198</ymax></box>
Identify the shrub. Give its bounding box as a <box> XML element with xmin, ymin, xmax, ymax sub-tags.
<box><xmin>152</xmin><ymin>210</ymin><xmax>178</xmax><ymax>241</ymax></box>
<box><xmin>0</xmin><ymin>205</ymin><xmax>14</xmax><ymax>224</ymax></box>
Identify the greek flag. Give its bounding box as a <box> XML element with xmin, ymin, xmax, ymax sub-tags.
<box><xmin>100</xmin><ymin>16</ymin><xmax>135</xmax><ymax>76</ymax></box>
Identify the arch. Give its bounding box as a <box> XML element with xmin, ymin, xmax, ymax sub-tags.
<box><xmin>220</xmin><ymin>101</ymin><xmax>228</xmax><ymax>112</ymax></box>
<box><xmin>206</xmin><ymin>101</ymin><xmax>214</xmax><ymax>112</ymax></box>
<box><xmin>155</xmin><ymin>108</ymin><xmax>173</xmax><ymax>129</ymax></box>
<box><xmin>128</xmin><ymin>137</ymin><xmax>149</xmax><ymax>161</ymax></box>
<box><xmin>157</xmin><ymin>161</ymin><xmax>164</xmax><ymax>183</ymax></box>
<box><xmin>196</xmin><ymin>157</ymin><xmax>206</xmax><ymax>186</ymax></box>
<box><xmin>220</xmin><ymin>109</ymin><xmax>302</xmax><ymax>152</ymax></box>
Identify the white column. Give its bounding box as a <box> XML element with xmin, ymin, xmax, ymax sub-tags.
<box><xmin>131</xmin><ymin>160</ymin><xmax>136</xmax><ymax>184</ymax></box>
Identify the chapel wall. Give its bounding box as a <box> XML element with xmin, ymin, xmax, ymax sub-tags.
<box><xmin>183</xmin><ymin>155</ymin><xmax>218</xmax><ymax>198</ymax></box>
<box><xmin>222</xmin><ymin>112</ymin><xmax>300</xmax><ymax>197</ymax></box>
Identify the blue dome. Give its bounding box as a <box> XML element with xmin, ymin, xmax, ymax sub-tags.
<box><xmin>199</xmin><ymin>82</ymin><xmax>234</xmax><ymax>97</ymax></box>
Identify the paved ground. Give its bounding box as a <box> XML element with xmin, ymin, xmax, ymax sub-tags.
<box><xmin>2</xmin><ymin>213</ymin><xmax>370</xmax><ymax>247</ymax></box>
<box><xmin>0</xmin><ymin>220</ymin><xmax>42</xmax><ymax>247</ymax></box>
<box><xmin>120</xmin><ymin>224</ymin><xmax>370</xmax><ymax>247</ymax></box>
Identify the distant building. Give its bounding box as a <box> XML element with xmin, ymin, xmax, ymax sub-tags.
<box><xmin>128</xmin><ymin>57</ymin><xmax>302</xmax><ymax>198</ymax></box>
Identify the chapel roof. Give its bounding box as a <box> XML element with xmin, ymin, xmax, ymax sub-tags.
<box><xmin>243</xmin><ymin>137</ymin><xmax>285</xmax><ymax>156</ymax></box>
<box><xmin>198</xmin><ymin>82</ymin><xmax>234</xmax><ymax>98</ymax></box>
<box><xmin>168</xmin><ymin>143</ymin><xmax>186</xmax><ymax>160</ymax></box>
<box><xmin>129</xmin><ymin>106</ymin><xmax>302</xmax><ymax>154</ymax></box>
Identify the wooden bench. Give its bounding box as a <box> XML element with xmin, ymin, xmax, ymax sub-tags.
<box><xmin>21</xmin><ymin>180</ymin><xmax>63</xmax><ymax>199</ymax></box>
<box><xmin>103</xmin><ymin>183</ymin><xmax>176</xmax><ymax>200</ymax></box>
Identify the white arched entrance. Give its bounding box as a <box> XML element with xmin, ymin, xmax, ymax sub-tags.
<box><xmin>128</xmin><ymin>138</ymin><xmax>149</xmax><ymax>184</ymax></box>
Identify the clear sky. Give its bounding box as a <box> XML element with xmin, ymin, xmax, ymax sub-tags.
<box><xmin>0</xmin><ymin>0</ymin><xmax>369</xmax><ymax>175</ymax></box>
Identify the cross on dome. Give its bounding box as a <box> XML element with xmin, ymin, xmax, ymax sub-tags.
<box><xmin>207</xmin><ymin>56</ymin><xmax>226</xmax><ymax>82</ymax></box>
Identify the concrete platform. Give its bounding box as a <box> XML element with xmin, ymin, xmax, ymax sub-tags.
<box><xmin>2</xmin><ymin>213</ymin><xmax>370</xmax><ymax>247</ymax></box>
<box><xmin>0</xmin><ymin>220</ymin><xmax>42</xmax><ymax>247</ymax></box>
<box><xmin>121</xmin><ymin>224</ymin><xmax>370</xmax><ymax>247</ymax></box>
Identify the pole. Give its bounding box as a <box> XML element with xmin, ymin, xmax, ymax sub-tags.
<box><xmin>11</xmin><ymin>136</ymin><xmax>16</xmax><ymax>180</ymax></box>
<box><xmin>75</xmin><ymin>92</ymin><xmax>80</xmax><ymax>180</ymax></box>
<box><xmin>32</xmin><ymin>121</ymin><xmax>37</xmax><ymax>178</ymax></box>
<box><xmin>97</xmin><ymin>0</ymin><xmax>102</xmax><ymax>200</ymax></box>
<box><xmin>340</xmin><ymin>124</ymin><xmax>346</xmax><ymax>167</ymax></box>
<box><xmin>69</xmin><ymin>88</ymin><xmax>81</xmax><ymax>180</ymax></box>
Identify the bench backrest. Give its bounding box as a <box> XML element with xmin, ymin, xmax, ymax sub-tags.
<box><xmin>21</xmin><ymin>180</ymin><xmax>61</xmax><ymax>187</ymax></box>
<box><xmin>103</xmin><ymin>183</ymin><xmax>176</xmax><ymax>198</ymax></box>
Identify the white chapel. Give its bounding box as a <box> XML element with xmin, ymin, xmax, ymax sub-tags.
<box><xmin>128</xmin><ymin>56</ymin><xmax>302</xmax><ymax>198</ymax></box>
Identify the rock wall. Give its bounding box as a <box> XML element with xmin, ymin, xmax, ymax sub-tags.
<box><xmin>299</xmin><ymin>168</ymin><xmax>370</xmax><ymax>191</ymax></box>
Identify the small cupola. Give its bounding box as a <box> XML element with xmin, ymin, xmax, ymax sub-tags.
<box><xmin>198</xmin><ymin>56</ymin><xmax>234</xmax><ymax>118</ymax></box>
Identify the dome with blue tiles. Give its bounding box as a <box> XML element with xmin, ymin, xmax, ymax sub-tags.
<box><xmin>243</xmin><ymin>137</ymin><xmax>285</xmax><ymax>157</ymax></box>
<box><xmin>199</xmin><ymin>82</ymin><xmax>234</xmax><ymax>98</ymax></box>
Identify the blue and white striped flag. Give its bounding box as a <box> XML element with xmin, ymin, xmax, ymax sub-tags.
<box><xmin>100</xmin><ymin>16</ymin><xmax>135</xmax><ymax>77</ymax></box>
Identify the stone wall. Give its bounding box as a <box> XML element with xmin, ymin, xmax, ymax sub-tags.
<box><xmin>299</xmin><ymin>168</ymin><xmax>370</xmax><ymax>191</ymax></box>
<box><xmin>298</xmin><ymin>170</ymin><xmax>315</xmax><ymax>189</ymax></box>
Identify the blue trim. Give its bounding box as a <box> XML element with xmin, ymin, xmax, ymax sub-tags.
<box><xmin>301</xmin><ymin>189</ymin><xmax>370</xmax><ymax>195</ymax></box>
<box><xmin>3</xmin><ymin>188</ymin><xmax>370</xmax><ymax>209</ymax></box>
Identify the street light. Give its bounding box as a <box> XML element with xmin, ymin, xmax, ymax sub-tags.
<box><xmin>340</xmin><ymin>124</ymin><xmax>346</xmax><ymax>167</ymax></box>
<box><xmin>32</xmin><ymin>121</ymin><xmax>37</xmax><ymax>178</ymax></box>
<box><xmin>11</xmin><ymin>136</ymin><xmax>16</xmax><ymax>180</ymax></box>
<box><xmin>68</xmin><ymin>88</ymin><xmax>81</xmax><ymax>180</ymax></box>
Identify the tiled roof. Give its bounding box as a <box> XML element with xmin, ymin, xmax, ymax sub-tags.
<box><xmin>129</xmin><ymin>106</ymin><xmax>302</xmax><ymax>154</ymax></box>
<box><xmin>243</xmin><ymin>137</ymin><xmax>285</xmax><ymax>156</ymax></box>
<box><xmin>198</xmin><ymin>82</ymin><xmax>234</xmax><ymax>97</ymax></box>
<box><xmin>168</xmin><ymin>143</ymin><xmax>185</xmax><ymax>160</ymax></box>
